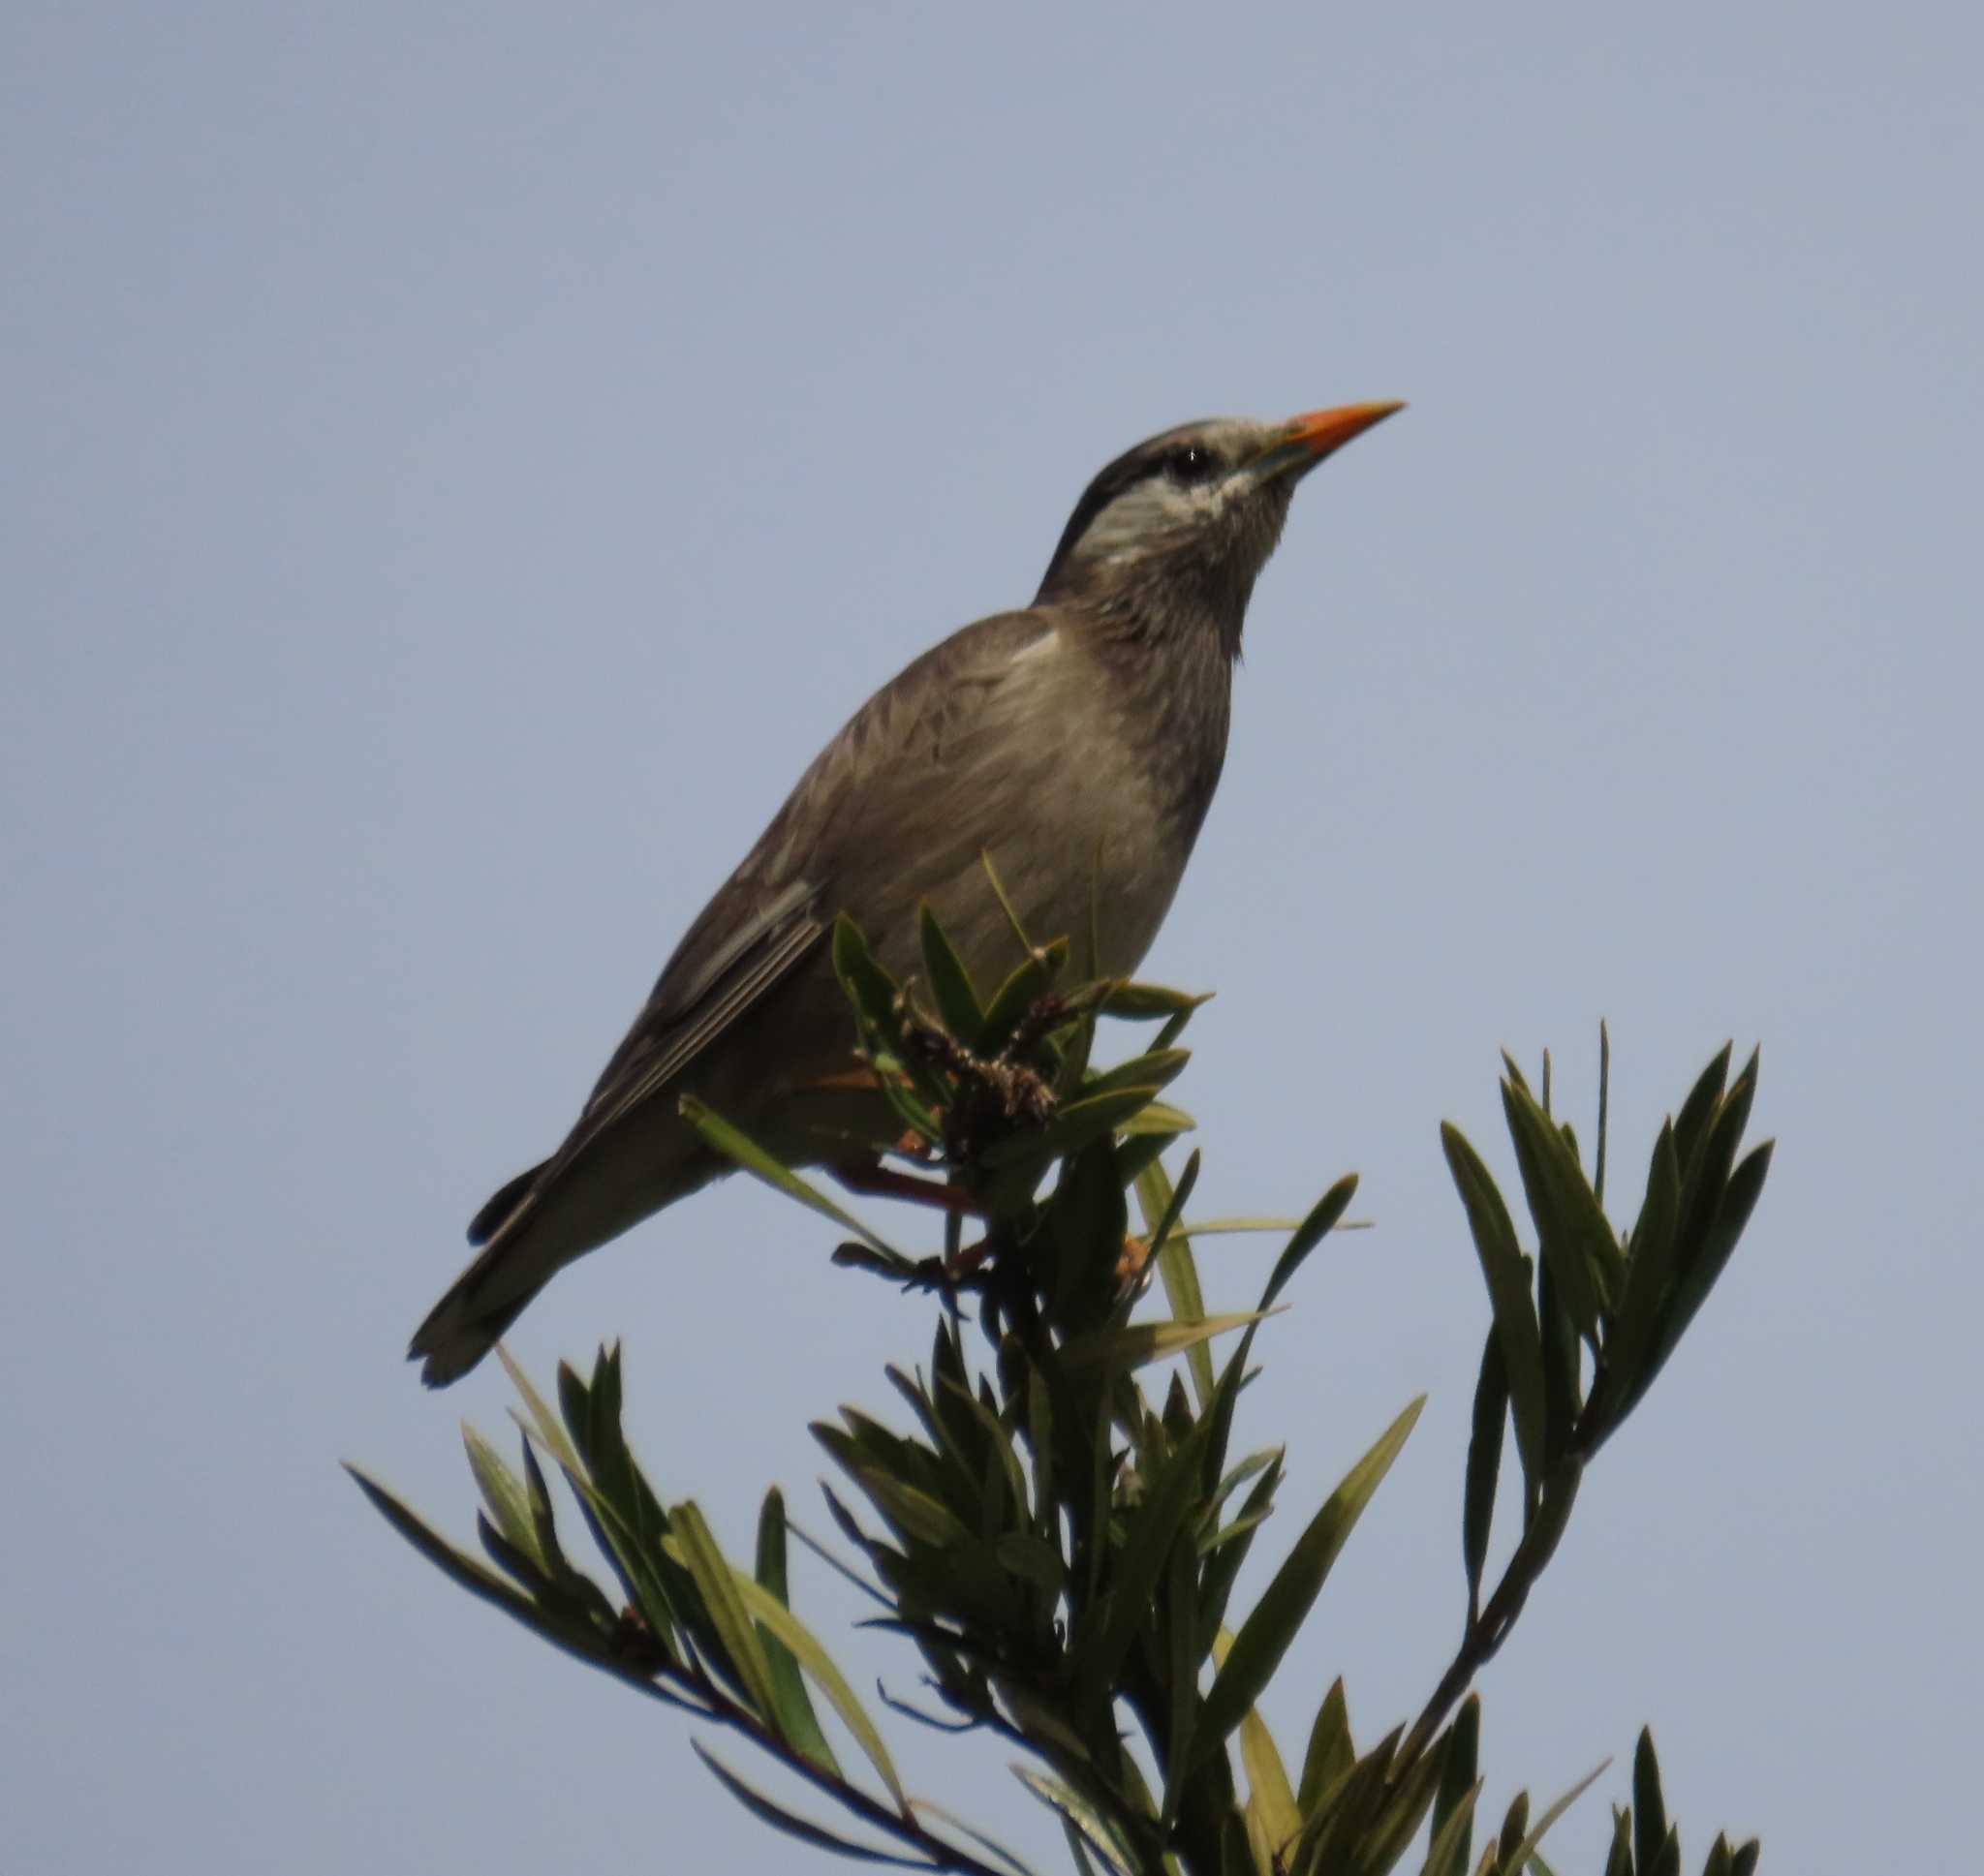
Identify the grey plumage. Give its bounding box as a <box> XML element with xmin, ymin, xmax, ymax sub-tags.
<box><xmin>411</xmin><ymin>403</ymin><xmax>1402</xmax><ymax>1385</ymax></box>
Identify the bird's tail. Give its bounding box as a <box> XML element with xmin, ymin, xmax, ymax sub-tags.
<box><xmin>408</xmin><ymin>1159</ymin><xmax>553</xmax><ymax>1387</ymax></box>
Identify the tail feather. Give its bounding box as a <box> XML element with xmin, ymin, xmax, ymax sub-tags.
<box><xmin>409</xmin><ymin>1161</ymin><xmax>555</xmax><ymax>1386</ymax></box>
<box><xmin>411</xmin><ymin>1135</ymin><xmax>724</xmax><ymax>1387</ymax></box>
<box><xmin>467</xmin><ymin>1160</ymin><xmax>544</xmax><ymax>1246</ymax></box>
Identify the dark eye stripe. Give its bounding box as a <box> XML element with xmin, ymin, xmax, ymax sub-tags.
<box><xmin>1164</xmin><ymin>443</ymin><xmax>1218</xmax><ymax>484</ymax></box>
<box><xmin>1038</xmin><ymin>432</ymin><xmax>1221</xmax><ymax>593</ymax></box>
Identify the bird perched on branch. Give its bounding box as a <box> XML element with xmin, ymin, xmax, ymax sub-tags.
<box><xmin>411</xmin><ymin>401</ymin><xmax>1403</xmax><ymax>1384</ymax></box>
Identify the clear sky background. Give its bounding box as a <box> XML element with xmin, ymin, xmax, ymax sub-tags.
<box><xmin>7</xmin><ymin>5</ymin><xmax>1978</xmax><ymax>1871</ymax></box>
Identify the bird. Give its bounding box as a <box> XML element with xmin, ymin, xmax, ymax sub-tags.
<box><xmin>411</xmin><ymin>401</ymin><xmax>1403</xmax><ymax>1385</ymax></box>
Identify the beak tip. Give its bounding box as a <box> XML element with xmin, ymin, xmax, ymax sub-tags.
<box><xmin>1288</xmin><ymin>398</ymin><xmax>1407</xmax><ymax>459</ymax></box>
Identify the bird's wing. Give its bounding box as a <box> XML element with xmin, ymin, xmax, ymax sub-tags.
<box><xmin>575</xmin><ymin>876</ymin><xmax>826</xmax><ymax>1141</ymax></box>
<box><xmin>514</xmin><ymin>607</ymin><xmax>1063</xmax><ymax>1193</ymax></box>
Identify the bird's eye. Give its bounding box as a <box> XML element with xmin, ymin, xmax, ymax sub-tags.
<box><xmin>1163</xmin><ymin>443</ymin><xmax>1218</xmax><ymax>485</ymax></box>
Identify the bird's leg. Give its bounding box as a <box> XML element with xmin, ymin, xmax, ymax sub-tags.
<box><xmin>831</xmin><ymin>1156</ymin><xmax>980</xmax><ymax>1216</ymax></box>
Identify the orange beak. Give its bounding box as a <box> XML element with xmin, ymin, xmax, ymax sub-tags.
<box><xmin>1258</xmin><ymin>399</ymin><xmax>1406</xmax><ymax>477</ymax></box>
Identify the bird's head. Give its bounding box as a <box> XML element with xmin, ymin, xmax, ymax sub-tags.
<box><xmin>1035</xmin><ymin>402</ymin><xmax>1404</xmax><ymax>646</ymax></box>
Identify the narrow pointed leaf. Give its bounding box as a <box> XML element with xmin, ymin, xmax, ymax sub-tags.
<box><xmin>1502</xmin><ymin>1079</ymin><xmax>1625</xmax><ymax>1335</ymax></box>
<box><xmin>1120</xmin><ymin>1098</ymin><xmax>1195</xmax><ymax>1136</ymax></box>
<box><xmin>1442</xmin><ymin>1123</ymin><xmax>1547</xmax><ymax>1487</ymax></box>
<box><xmin>1013</xmin><ymin>1768</ymin><xmax>1139</xmax><ymax>1876</ymax></box>
<box><xmin>1059</xmin><ymin>1310</ymin><xmax>1274</xmax><ymax>1373</ymax></box>
<box><xmin>1603</xmin><ymin>1120</ymin><xmax>1683</xmax><ymax>1399</ymax></box>
<box><xmin>1424</xmin><ymin>1696</ymin><xmax>1482</xmax><ymax>1876</ymax></box>
<box><xmin>1602</xmin><ymin>1807</ymin><xmax>1634</xmax><ymax>1876</ymax></box>
<box><xmin>1507</xmin><ymin>1759</ymin><xmax>1610</xmax><ymax>1870</ymax></box>
<box><xmin>753</xmin><ymin>1490</ymin><xmax>840</xmax><ymax>1778</ymax></box>
<box><xmin>1633</xmin><ymin>1728</ymin><xmax>1668</xmax><ymax>1872</ymax></box>
<box><xmin>918</xmin><ymin>902</ymin><xmax>984</xmax><ymax>1046</ymax></box>
<box><xmin>1195</xmin><ymin>1397</ymin><xmax>1426</xmax><ymax>1765</ymax></box>
<box><xmin>1421</xmin><ymin>1780</ymin><xmax>1484</xmax><ymax>1876</ymax></box>
<box><xmin>1672</xmin><ymin>1043</ymin><xmax>1734</xmax><ymax>1180</ymax></box>
<box><xmin>346</xmin><ymin>1467</ymin><xmax>633</xmax><ymax>1677</ymax></box>
<box><xmin>978</xmin><ymin>937</ymin><xmax>1070</xmax><ymax>1052</ymax></box>
<box><xmin>1102</xmin><ymin>981</ymin><xmax>1213</xmax><ymax>1021</ymax></box>
<box><xmin>1208</xmin><ymin>1626</ymin><xmax>1301</xmax><ymax>1862</ymax></box>
<box><xmin>1640</xmin><ymin>1139</ymin><xmax>1772</xmax><ymax>1402</ymax></box>
<box><xmin>692</xmin><ymin>1745</ymin><xmax>921</xmax><ymax>1866</ymax></box>
<box><xmin>1262</xmin><ymin>1172</ymin><xmax>1358</xmax><ymax>1313</ymax></box>
<box><xmin>1074</xmin><ymin>1420</ymin><xmax>1213</xmax><ymax>1700</ymax></box>
<box><xmin>1137</xmin><ymin>1152</ymin><xmax>1215</xmax><ymax>1410</ymax></box>
<box><xmin>463</xmin><ymin>1425</ymin><xmax>542</xmax><ymax>1569</ymax></box>
<box><xmin>1463</xmin><ymin>1330</ymin><xmax>1507</xmax><ymax>1610</ymax></box>
<box><xmin>679</xmin><ymin>1095</ymin><xmax>905</xmax><ymax>1263</ymax></box>
<box><xmin>725</xmin><ymin>1564</ymin><xmax>908</xmax><ymax>1814</ymax></box>
<box><xmin>1359</xmin><ymin>1731</ymin><xmax>1452</xmax><ymax>1872</ymax></box>
<box><xmin>669</xmin><ymin>1501</ymin><xmax>784</xmax><ymax>1729</ymax></box>
<box><xmin>1296</xmin><ymin>1677</ymin><xmax>1353</xmax><ymax>1818</ymax></box>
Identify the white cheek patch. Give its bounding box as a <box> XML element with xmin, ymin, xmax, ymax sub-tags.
<box><xmin>1078</xmin><ymin>480</ymin><xmax>1201</xmax><ymax>565</ymax></box>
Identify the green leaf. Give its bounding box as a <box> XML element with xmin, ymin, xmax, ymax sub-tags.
<box><xmin>1640</xmin><ymin>1139</ymin><xmax>1771</xmax><ymax>1404</ymax></box>
<box><xmin>1601</xmin><ymin>1119</ymin><xmax>1683</xmax><ymax>1409</ymax></box>
<box><xmin>668</xmin><ymin>1500</ymin><xmax>784</xmax><ymax>1729</ymax></box>
<box><xmin>346</xmin><ymin>1467</ymin><xmax>634</xmax><ymax>1679</ymax></box>
<box><xmin>1537</xmin><ymin>1252</ymin><xmax>1582</xmax><ymax>1469</ymax></box>
<box><xmin>1442</xmin><ymin>1123</ymin><xmax>1547</xmax><ymax>1490</ymax></box>
<box><xmin>1634</xmin><ymin>1728</ymin><xmax>1668</xmax><ymax>1873</ymax></box>
<box><xmin>1423</xmin><ymin>1696</ymin><xmax>1481</xmax><ymax>1876</ymax></box>
<box><xmin>1731</xmin><ymin>1840</ymin><xmax>1761</xmax><ymax>1876</ymax></box>
<box><xmin>1356</xmin><ymin>1729</ymin><xmax>1451</xmax><ymax>1873</ymax></box>
<box><xmin>463</xmin><ymin>1425</ymin><xmax>542</xmax><ymax>1570</ymax></box>
<box><xmin>1012</xmin><ymin>1768</ymin><xmax>1140</xmax><ymax>1876</ymax></box>
<box><xmin>692</xmin><ymin>1745</ymin><xmax>920</xmax><ymax>1867</ymax></box>
<box><xmin>832</xmin><ymin>912</ymin><xmax>909</xmax><ymax>1040</ymax></box>
<box><xmin>1059</xmin><ymin>1311</ymin><xmax>1273</xmax><ymax>1374</ymax></box>
<box><xmin>979</xmin><ymin>1084</ymin><xmax>1165</xmax><ymax>1170</ymax></box>
<box><xmin>1161</xmin><ymin>1535</ymin><xmax>1200</xmax><ymax>1822</ymax></box>
<box><xmin>1703</xmin><ymin>1834</ymin><xmax>1734</xmax><ymax>1876</ymax></box>
<box><xmin>907</xmin><ymin>1805</ymin><xmax>1042</xmax><ymax>1876</ymax></box>
<box><xmin>1261</xmin><ymin>1173</ymin><xmax>1358</xmax><ymax>1314</ymax></box>
<box><xmin>1497</xmin><ymin>1791</ymin><xmax>1532</xmax><ymax>1869</ymax></box>
<box><xmin>1671</xmin><ymin>1042</ymin><xmax>1733</xmax><ymax>1181</ymax></box>
<box><xmin>918</xmin><ymin>902</ymin><xmax>984</xmax><ymax>1046</ymax></box>
<box><xmin>978</xmin><ymin>937</ymin><xmax>1070</xmax><ymax>1053</ymax></box>
<box><xmin>1463</xmin><ymin>1331</ymin><xmax>1507</xmax><ymax>1611</ymax></box>
<box><xmin>1285</xmin><ymin>1725</ymin><xmax>1402</xmax><ymax>1874</ymax></box>
<box><xmin>1296</xmin><ymin>1676</ymin><xmax>1353</xmax><ymax>1818</ymax></box>
<box><xmin>725</xmin><ymin>1565</ymin><xmax>909</xmax><ymax>1815</ymax></box>
<box><xmin>1120</xmin><ymin>1099</ymin><xmax>1196</xmax><ymax>1137</ymax></box>
<box><xmin>1420</xmin><ymin>1779</ymin><xmax>1483</xmax><ymax>1876</ymax></box>
<box><xmin>1083</xmin><ymin>1047</ymin><xmax>1193</xmax><ymax>1103</ymax></box>
<box><xmin>992</xmin><ymin>1532</ymin><xmax>1066</xmax><ymax>1591</ymax></box>
<box><xmin>1194</xmin><ymin>1397</ymin><xmax>1426</xmax><ymax>1767</ymax></box>
<box><xmin>753</xmin><ymin>1490</ymin><xmax>840</xmax><ymax>1778</ymax></box>
<box><xmin>1604</xmin><ymin>1807</ymin><xmax>1634</xmax><ymax>1876</ymax></box>
<box><xmin>1235</xmin><ymin>1697</ymin><xmax>1301</xmax><ymax>1872</ymax></box>
<box><xmin>1072</xmin><ymin>1417</ymin><xmax>1213</xmax><ymax>1705</ymax></box>
<box><xmin>976</xmin><ymin>848</ymin><xmax>1040</xmax><ymax>958</ymax></box>
<box><xmin>1138</xmin><ymin>1145</ymin><xmax>1199</xmax><ymax>1284</ymax></box>
<box><xmin>1101</xmin><ymin>981</ymin><xmax>1214</xmax><ymax>1022</ymax></box>
<box><xmin>1501</xmin><ymin>1079</ymin><xmax>1625</xmax><ymax>1339</ymax></box>
<box><xmin>1506</xmin><ymin>1759</ymin><xmax>1609</xmax><ymax>1871</ymax></box>
<box><xmin>1179</xmin><ymin>1215</ymin><xmax>1307</xmax><ymax>1237</ymax></box>
<box><xmin>1136</xmin><ymin>1153</ymin><xmax>1215</xmax><ymax>1411</ymax></box>
<box><xmin>678</xmin><ymin>1095</ymin><xmax>908</xmax><ymax>1266</ymax></box>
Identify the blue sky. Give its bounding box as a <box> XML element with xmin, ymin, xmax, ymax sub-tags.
<box><xmin>7</xmin><ymin>5</ymin><xmax>1978</xmax><ymax>1870</ymax></box>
